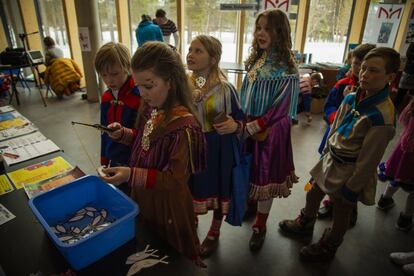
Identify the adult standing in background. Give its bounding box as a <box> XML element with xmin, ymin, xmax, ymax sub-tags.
<box><xmin>43</xmin><ymin>36</ymin><xmax>64</xmax><ymax>66</ymax></box>
<box><xmin>136</xmin><ymin>14</ymin><xmax>163</xmax><ymax>47</ymax></box>
<box><xmin>153</xmin><ymin>9</ymin><xmax>180</xmax><ymax>50</ymax></box>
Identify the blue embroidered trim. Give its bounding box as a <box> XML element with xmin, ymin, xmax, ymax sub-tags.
<box><xmin>337</xmin><ymin>87</ymin><xmax>389</xmax><ymax>138</ymax></box>
<box><xmin>340</xmin><ymin>185</ymin><xmax>359</xmax><ymax>202</ymax></box>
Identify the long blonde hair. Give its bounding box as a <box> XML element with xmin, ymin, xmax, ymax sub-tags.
<box><xmin>245</xmin><ymin>9</ymin><xmax>297</xmax><ymax>74</ymax></box>
<box><xmin>191</xmin><ymin>35</ymin><xmax>227</xmax><ymax>84</ymax></box>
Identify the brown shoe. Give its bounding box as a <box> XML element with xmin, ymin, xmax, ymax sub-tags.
<box><xmin>299</xmin><ymin>228</ymin><xmax>340</xmax><ymax>262</ymax></box>
<box><xmin>200</xmin><ymin>236</ymin><xmax>219</xmax><ymax>257</ymax></box>
<box><xmin>279</xmin><ymin>209</ymin><xmax>316</xmax><ymax>236</ymax></box>
<box><xmin>249</xmin><ymin>229</ymin><xmax>266</xmax><ymax>251</ymax></box>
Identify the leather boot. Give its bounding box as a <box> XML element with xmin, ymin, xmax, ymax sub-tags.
<box><xmin>249</xmin><ymin>228</ymin><xmax>266</xmax><ymax>251</ymax></box>
<box><xmin>200</xmin><ymin>236</ymin><xmax>219</xmax><ymax>257</ymax></box>
<box><xmin>299</xmin><ymin>228</ymin><xmax>341</xmax><ymax>262</ymax></box>
<box><xmin>279</xmin><ymin>209</ymin><xmax>316</xmax><ymax>236</ymax></box>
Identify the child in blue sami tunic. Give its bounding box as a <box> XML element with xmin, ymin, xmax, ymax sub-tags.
<box><xmin>280</xmin><ymin>47</ymin><xmax>400</xmax><ymax>262</ymax></box>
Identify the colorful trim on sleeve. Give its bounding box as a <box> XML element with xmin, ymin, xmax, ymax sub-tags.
<box><xmin>128</xmin><ymin>167</ymin><xmax>157</xmax><ymax>189</ymax></box>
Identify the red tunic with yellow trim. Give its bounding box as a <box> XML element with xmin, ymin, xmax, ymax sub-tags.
<box><xmin>100</xmin><ymin>76</ymin><xmax>140</xmax><ymax>166</ymax></box>
<box><xmin>117</xmin><ymin>105</ymin><xmax>206</xmax><ymax>258</ymax></box>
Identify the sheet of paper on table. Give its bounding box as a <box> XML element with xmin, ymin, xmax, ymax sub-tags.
<box><xmin>0</xmin><ymin>203</ymin><xmax>15</xmax><ymax>226</ymax></box>
<box><xmin>0</xmin><ymin>131</ymin><xmax>61</xmax><ymax>166</ymax></box>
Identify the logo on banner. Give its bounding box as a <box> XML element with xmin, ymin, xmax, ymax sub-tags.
<box><xmin>377</xmin><ymin>6</ymin><xmax>403</xmax><ymax>19</ymax></box>
<box><xmin>261</xmin><ymin>0</ymin><xmax>290</xmax><ymax>13</ymax></box>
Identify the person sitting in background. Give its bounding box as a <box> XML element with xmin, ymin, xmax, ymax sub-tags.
<box><xmin>310</xmin><ymin>72</ymin><xmax>327</xmax><ymax>98</ymax></box>
<box><xmin>136</xmin><ymin>14</ymin><xmax>163</xmax><ymax>47</ymax></box>
<box><xmin>153</xmin><ymin>9</ymin><xmax>180</xmax><ymax>50</ymax></box>
<box><xmin>44</xmin><ymin>57</ymin><xmax>82</xmax><ymax>99</ymax></box>
<box><xmin>43</xmin><ymin>36</ymin><xmax>63</xmax><ymax>66</ymax></box>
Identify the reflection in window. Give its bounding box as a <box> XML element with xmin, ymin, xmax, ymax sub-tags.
<box><xmin>129</xmin><ymin>0</ymin><xmax>177</xmax><ymax>51</ymax></box>
<box><xmin>184</xmin><ymin>0</ymin><xmax>239</xmax><ymax>63</ymax></box>
<box><xmin>98</xmin><ymin>0</ymin><xmax>118</xmax><ymax>44</ymax></box>
<box><xmin>37</xmin><ymin>0</ymin><xmax>70</xmax><ymax>57</ymax></box>
<box><xmin>243</xmin><ymin>4</ymin><xmax>299</xmax><ymax>62</ymax></box>
<box><xmin>304</xmin><ymin>0</ymin><xmax>354</xmax><ymax>63</ymax></box>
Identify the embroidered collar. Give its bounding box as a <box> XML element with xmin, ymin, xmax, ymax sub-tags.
<box><xmin>247</xmin><ymin>51</ymin><xmax>267</xmax><ymax>83</ymax></box>
<box><xmin>109</xmin><ymin>75</ymin><xmax>134</xmax><ymax>101</ymax></box>
<box><xmin>190</xmin><ymin>73</ymin><xmax>221</xmax><ymax>103</ymax></box>
<box><xmin>141</xmin><ymin>105</ymin><xmax>193</xmax><ymax>151</ymax></box>
<box><xmin>336</xmin><ymin>86</ymin><xmax>389</xmax><ymax>138</ymax></box>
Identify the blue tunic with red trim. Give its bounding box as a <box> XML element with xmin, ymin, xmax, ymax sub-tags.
<box><xmin>100</xmin><ymin>76</ymin><xmax>140</xmax><ymax>166</ymax></box>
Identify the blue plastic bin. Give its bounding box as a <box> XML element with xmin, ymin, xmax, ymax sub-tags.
<box><xmin>29</xmin><ymin>175</ymin><xmax>139</xmax><ymax>270</ymax></box>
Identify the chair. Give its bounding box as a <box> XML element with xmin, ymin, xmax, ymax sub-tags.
<box><xmin>11</xmin><ymin>68</ymin><xmax>31</xmax><ymax>91</ymax></box>
<box><xmin>0</xmin><ymin>68</ymin><xmax>32</xmax><ymax>92</ymax></box>
<box><xmin>38</xmin><ymin>72</ymin><xmax>55</xmax><ymax>98</ymax></box>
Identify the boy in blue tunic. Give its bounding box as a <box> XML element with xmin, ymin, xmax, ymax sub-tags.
<box><xmin>279</xmin><ymin>47</ymin><xmax>400</xmax><ymax>262</ymax></box>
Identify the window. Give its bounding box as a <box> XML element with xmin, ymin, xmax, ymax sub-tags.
<box><xmin>2</xmin><ymin>0</ymin><xmax>25</xmax><ymax>48</ymax></box>
<box><xmin>243</xmin><ymin>2</ymin><xmax>299</xmax><ymax>61</ymax></box>
<box><xmin>98</xmin><ymin>0</ymin><xmax>118</xmax><ymax>44</ymax></box>
<box><xmin>129</xmin><ymin>0</ymin><xmax>177</xmax><ymax>51</ymax></box>
<box><xmin>184</xmin><ymin>0</ymin><xmax>239</xmax><ymax>63</ymax></box>
<box><xmin>304</xmin><ymin>0</ymin><xmax>354</xmax><ymax>63</ymax></box>
<box><xmin>36</xmin><ymin>0</ymin><xmax>70</xmax><ymax>57</ymax></box>
<box><xmin>362</xmin><ymin>0</ymin><xmax>405</xmax><ymax>48</ymax></box>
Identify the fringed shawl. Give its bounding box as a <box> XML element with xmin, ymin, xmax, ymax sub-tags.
<box><xmin>240</xmin><ymin>64</ymin><xmax>299</xmax><ymax>118</ymax></box>
<box><xmin>129</xmin><ymin>105</ymin><xmax>206</xmax><ymax>174</ymax></box>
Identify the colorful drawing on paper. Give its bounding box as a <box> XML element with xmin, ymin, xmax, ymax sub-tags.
<box><xmin>7</xmin><ymin>156</ymin><xmax>74</xmax><ymax>189</ymax></box>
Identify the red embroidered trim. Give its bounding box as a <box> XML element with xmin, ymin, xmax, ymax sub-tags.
<box><xmin>145</xmin><ymin>169</ymin><xmax>157</xmax><ymax>189</ymax></box>
<box><xmin>257</xmin><ymin>118</ymin><xmax>266</xmax><ymax>130</ymax></box>
<box><xmin>328</xmin><ymin>112</ymin><xmax>336</xmax><ymax>125</ymax></box>
<box><xmin>129</xmin><ymin>167</ymin><xmax>147</xmax><ymax>187</ymax></box>
<box><xmin>101</xmin><ymin>156</ymin><xmax>109</xmax><ymax>166</ymax></box>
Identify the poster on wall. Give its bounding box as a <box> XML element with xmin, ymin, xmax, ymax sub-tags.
<box><xmin>78</xmin><ymin>27</ymin><xmax>91</xmax><ymax>52</ymax></box>
<box><xmin>363</xmin><ymin>4</ymin><xmax>405</xmax><ymax>48</ymax></box>
<box><xmin>260</xmin><ymin>0</ymin><xmax>291</xmax><ymax>14</ymax></box>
